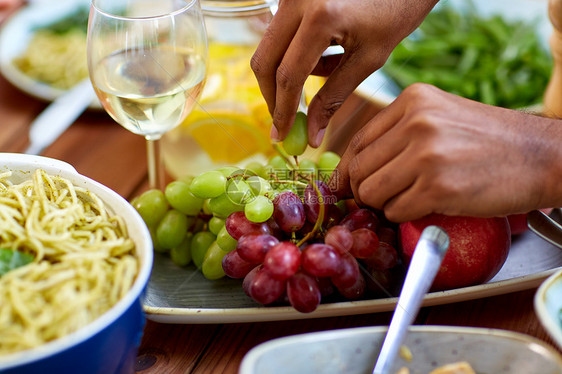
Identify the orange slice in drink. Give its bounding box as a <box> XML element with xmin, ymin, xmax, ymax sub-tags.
<box><xmin>185</xmin><ymin>109</ymin><xmax>275</xmax><ymax>164</ymax></box>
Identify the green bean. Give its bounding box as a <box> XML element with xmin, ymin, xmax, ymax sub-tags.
<box><xmin>383</xmin><ymin>1</ymin><xmax>552</xmax><ymax>109</ymax></box>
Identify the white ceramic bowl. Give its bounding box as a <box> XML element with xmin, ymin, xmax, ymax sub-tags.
<box><xmin>0</xmin><ymin>153</ymin><xmax>153</xmax><ymax>374</ymax></box>
<box><xmin>240</xmin><ymin>326</ymin><xmax>562</xmax><ymax>374</ymax></box>
<box><xmin>535</xmin><ymin>269</ymin><xmax>562</xmax><ymax>351</ymax></box>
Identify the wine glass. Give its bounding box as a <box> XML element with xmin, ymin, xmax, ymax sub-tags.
<box><xmin>87</xmin><ymin>0</ymin><xmax>208</xmax><ymax>189</ymax></box>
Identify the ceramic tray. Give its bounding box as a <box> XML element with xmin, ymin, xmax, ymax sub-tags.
<box><xmin>144</xmin><ymin>231</ymin><xmax>562</xmax><ymax>323</ymax></box>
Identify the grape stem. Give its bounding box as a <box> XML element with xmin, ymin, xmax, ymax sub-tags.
<box><xmin>273</xmin><ymin>143</ymin><xmax>297</xmax><ymax>169</ymax></box>
<box><xmin>296</xmin><ymin>182</ymin><xmax>325</xmax><ymax>247</ymax></box>
<box><xmin>227</xmin><ymin>172</ymin><xmax>254</xmax><ymax>180</ymax></box>
<box><xmin>270</xmin><ymin>179</ymin><xmax>308</xmax><ymax>188</ymax></box>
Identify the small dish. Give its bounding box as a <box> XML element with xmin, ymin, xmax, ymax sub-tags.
<box><xmin>535</xmin><ymin>269</ymin><xmax>562</xmax><ymax>351</ymax></box>
<box><xmin>240</xmin><ymin>326</ymin><xmax>562</xmax><ymax>374</ymax></box>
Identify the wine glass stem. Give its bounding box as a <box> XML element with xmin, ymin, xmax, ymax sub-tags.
<box><xmin>146</xmin><ymin>135</ymin><xmax>164</xmax><ymax>190</ymax></box>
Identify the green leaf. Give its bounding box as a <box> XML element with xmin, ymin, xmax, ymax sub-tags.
<box><xmin>0</xmin><ymin>249</ymin><xmax>35</xmax><ymax>276</ymax></box>
<box><xmin>36</xmin><ymin>7</ymin><xmax>90</xmax><ymax>34</ymax></box>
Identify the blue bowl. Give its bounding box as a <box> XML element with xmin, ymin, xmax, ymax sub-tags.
<box><xmin>0</xmin><ymin>154</ymin><xmax>153</xmax><ymax>374</ymax></box>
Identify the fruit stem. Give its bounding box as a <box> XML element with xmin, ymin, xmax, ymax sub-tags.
<box><xmin>296</xmin><ymin>182</ymin><xmax>325</xmax><ymax>247</ymax></box>
<box><xmin>273</xmin><ymin>143</ymin><xmax>296</xmax><ymax>170</ymax></box>
<box><xmin>270</xmin><ymin>178</ymin><xmax>308</xmax><ymax>188</ymax></box>
<box><xmin>227</xmin><ymin>172</ymin><xmax>253</xmax><ymax>180</ymax></box>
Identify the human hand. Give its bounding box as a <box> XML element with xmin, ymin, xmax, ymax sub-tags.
<box><xmin>0</xmin><ymin>0</ymin><xmax>20</xmax><ymax>7</ymax></box>
<box><xmin>332</xmin><ymin>83</ymin><xmax>562</xmax><ymax>222</ymax></box>
<box><xmin>0</xmin><ymin>0</ymin><xmax>21</xmax><ymax>23</ymax></box>
<box><xmin>251</xmin><ymin>0</ymin><xmax>438</xmax><ymax>147</ymax></box>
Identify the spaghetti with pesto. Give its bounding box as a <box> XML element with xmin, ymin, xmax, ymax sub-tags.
<box><xmin>0</xmin><ymin>169</ymin><xmax>137</xmax><ymax>355</ymax></box>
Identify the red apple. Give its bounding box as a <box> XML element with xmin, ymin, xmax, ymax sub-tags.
<box><xmin>399</xmin><ymin>214</ymin><xmax>511</xmax><ymax>291</ymax></box>
<box><xmin>507</xmin><ymin>208</ymin><xmax>553</xmax><ymax>235</ymax></box>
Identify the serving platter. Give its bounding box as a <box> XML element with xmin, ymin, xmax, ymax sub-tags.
<box><xmin>144</xmin><ymin>230</ymin><xmax>562</xmax><ymax>323</ymax></box>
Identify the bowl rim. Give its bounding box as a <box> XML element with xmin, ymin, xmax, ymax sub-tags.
<box><xmin>0</xmin><ymin>153</ymin><xmax>153</xmax><ymax>369</ymax></box>
<box><xmin>240</xmin><ymin>325</ymin><xmax>562</xmax><ymax>374</ymax></box>
<box><xmin>535</xmin><ymin>268</ymin><xmax>562</xmax><ymax>351</ymax></box>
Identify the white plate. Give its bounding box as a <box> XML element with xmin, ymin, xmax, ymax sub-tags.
<box><xmin>355</xmin><ymin>0</ymin><xmax>551</xmax><ymax>105</ymax></box>
<box><xmin>0</xmin><ymin>0</ymin><xmax>99</xmax><ymax>107</ymax></box>
<box><xmin>144</xmin><ymin>231</ymin><xmax>562</xmax><ymax>324</ymax></box>
<box><xmin>240</xmin><ymin>326</ymin><xmax>562</xmax><ymax>374</ymax></box>
<box><xmin>535</xmin><ymin>269</ymin><xmax>562</xmax><ymax>351</ymax></box>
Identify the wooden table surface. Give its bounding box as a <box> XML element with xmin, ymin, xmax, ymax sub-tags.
<box><xmin>0</xmin><ymin>4</ymin><xmax>560</xmax><ymax>371</ymax></box>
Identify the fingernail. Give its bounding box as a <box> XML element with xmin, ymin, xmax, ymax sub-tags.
<box><xmin>314</xmin><ymin>128</ymin><xmax>326</xmax><ymax>147</ymax></box>
<box><xmin>270</xmin><ymin>126</ymin><xmax>280</xmax><ymax>142</ymax></box>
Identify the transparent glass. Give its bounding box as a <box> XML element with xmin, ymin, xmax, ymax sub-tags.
<box><xmin>161</xmin><ymin>0</ymin><xmax>275</xmax><ymax>179</ymax></box>
<box><xmin>87</xmin><ymin>0</ymin><xmax>208</xmax><ymax>189</ymax></box>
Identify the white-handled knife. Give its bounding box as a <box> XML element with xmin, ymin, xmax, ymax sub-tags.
<box><xmin>24</xmin><ymin>79</ymin><xmax>97</xmax><ymax>155</ymax></box>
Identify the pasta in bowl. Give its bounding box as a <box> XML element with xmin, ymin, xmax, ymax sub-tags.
<box><xmin>0</xmin><ymin>153</ymin><xmax>152</xmax><ymax>374</ymax></box>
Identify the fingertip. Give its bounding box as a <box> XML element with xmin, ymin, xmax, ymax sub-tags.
<box><xmin>312</xmin><ymin>128</ymin><xmax>326</xmax><ymax>148</ymax></box>
<box><xmin>270</xmin><ymin>126</ymin><xmax>280</xmax><ymax>142</ymax></box>
<box><xmin>306</xmin><ymin>99</ymin><xmax>330</xmax><ymax>148</ymax></box>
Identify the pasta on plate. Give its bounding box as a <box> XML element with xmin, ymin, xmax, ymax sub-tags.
<box><xmin>0</xmin><ymin>169</ymin><xmax>137</xmax><ymax>355</ymax></box>
<box><xmin>12</xmin><ymin>29</ymin><xmax>88</xmax><ymax>90</ymax></box>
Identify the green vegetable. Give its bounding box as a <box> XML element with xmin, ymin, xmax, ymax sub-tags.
<box><xmin>382</xmin><ymin>1</ymin><xmax>552</xmax><ymax>109</ymax></box>
<box><xmin>37</xmin><ymin>7</ymin><xmax>90</xmax><ymax>34</ymax></box>
<box><xmin>0</xmin><ymin>249</ymin><xmax>34</xmax><ymax>276</ymax></box>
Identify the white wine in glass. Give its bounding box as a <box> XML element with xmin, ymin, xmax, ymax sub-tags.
<box><xmin>88</xmin><ymin>0</ymin><xmax>208</xmax><ymax>189</ymax></box>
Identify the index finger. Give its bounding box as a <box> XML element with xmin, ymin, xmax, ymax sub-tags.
<box><xmin>250</xmin><ymin>1</ymin><xmax>304</xmax><ymax>124</ymax></box>
<box><xmin>271</xmin><ymin>17</ymin><xmax>334</xmax><ymax>140</ymax></box>
<box><xmin>330</xmin><ymin>98</ymin><xmax>406</xmax><ymax>201</ymax></box>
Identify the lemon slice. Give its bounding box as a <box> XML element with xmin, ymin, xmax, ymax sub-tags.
<box><xmin>185</xmin><ymin>110</ymin><xmax>274</xmax><ymax>163</ymax></box>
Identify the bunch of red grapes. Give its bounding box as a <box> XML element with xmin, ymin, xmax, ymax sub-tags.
<box><xmin>222</xmin><ymin>181</ymin><xmax>402</xmax><ymax>313</ymax></box>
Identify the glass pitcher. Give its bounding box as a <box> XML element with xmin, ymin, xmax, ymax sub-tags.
<box><xmin>161</xmin><ymin>0</ymin><xmax>324</xmax><ymax>178</ymax></box>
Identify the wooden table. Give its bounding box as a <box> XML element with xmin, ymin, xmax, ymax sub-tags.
<box><xmin>0</xmin><ymin>72</ymin><xmax>559</xmax><ymax>373</ymax></box>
